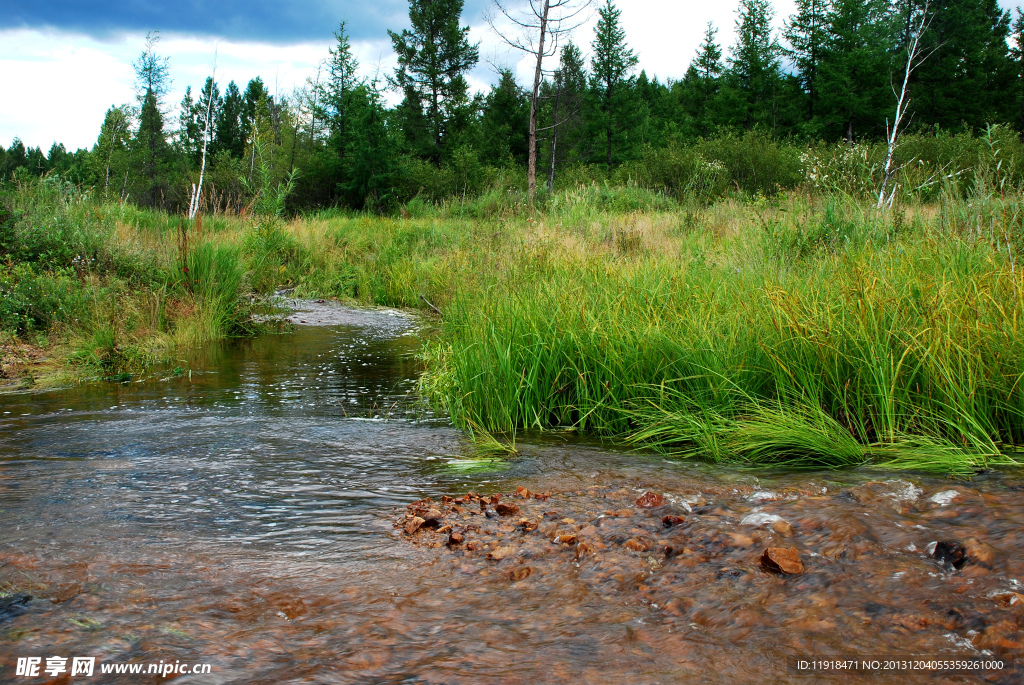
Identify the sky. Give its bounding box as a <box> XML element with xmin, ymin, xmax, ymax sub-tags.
<box><xmin>0</xmin><ymin>0</ymin><xmax>1014</xmax><ymax>151</ymax></box>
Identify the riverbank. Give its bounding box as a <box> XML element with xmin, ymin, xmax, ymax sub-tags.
<box><xmin>2</xmin><ymin>177</ymin><xmax>1022</xmax><ymax>472</ymax></box>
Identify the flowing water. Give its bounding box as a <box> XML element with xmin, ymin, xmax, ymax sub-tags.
<box><xmin>1</xmin><ymin>303</ymin><xmax>1022</xmax><ymax>684</ymax></box>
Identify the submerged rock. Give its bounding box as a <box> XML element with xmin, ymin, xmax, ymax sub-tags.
<box><xmin>760</xmin><ymin>547</ymin><xmax>805</xmax><ymax>575</ymax></box>
<box><xmin>964</xmin><ymin>538</ymin><xmax>995</xmax><ymax>567</ymax></box>
<box><xmin>931</xmin><ymin>540</ymin><xmax>967</xmax><ymax>570</ymax></box>
<box><xmin>636</xmin><ymin>492</ymin><xmax>665</xmax><ymax>508</ymax></box>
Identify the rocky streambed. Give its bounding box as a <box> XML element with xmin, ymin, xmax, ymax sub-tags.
<box><xmin>396</xmin><ymin>478</ymin><xmax>1023</xmax><ymax>680</ymax></box>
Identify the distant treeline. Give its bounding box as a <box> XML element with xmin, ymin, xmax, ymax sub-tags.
<box><xmin>2</xmin><ymin>0</ymin><xmax>1022</xmax><ymax>211</ymax></box>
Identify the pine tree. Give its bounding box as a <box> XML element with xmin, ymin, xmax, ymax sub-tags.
<box><xmin>542</xmin><ymin>41</ymin><xmax>588</xmax><ymax>189</ymax></box>
<box><xmin>131</xmin><ymin>32</ymin><xmax>172</xmax><ymax>207</ymax></box>
<box><xmin>479</xmin><ymin>69</ymin><xmax>530</xmax><ymax>166</ymax></box>
<box><xmin>241</xmin><ymin>78</ymin><xmax>271</xmax><ymax>148</ymax></box>
<box><xmin>324</xmin><ymin>22</ymin><xmax>361</xmax><ymax>159</ymax></box>
<box><xmin>725</xmin><ymin>0</ymin><xmax>784</xmax><ymax>131</ymax></box>
<box><xmin>684</xmin><ymin>23</ymin><xmax>724</xmax><ymax>135</ymax></box>
<box><xmin>816</xmin><ymin>0</ymin><xmax>894</xmax><ymax>141</ymax></box>
<box><xmin>180</xmin><ymin>78</ymin><xmax>220</xmax><ymax>164</ymax></box>
<box><xmin>784</xmin><ymin>0</ymin><xmax>831</xmax><ymax>119</ymax></box>
<box><xmin>911</xmin><ymin>0</ymin><xmax>1014</xmax><ymax>131</ymax></box>
<box><xmin>1010</xmin><ymin>9</ymin><xmax>1024</xmax><ymax>136</ymax></box>
<box><xmin>389</xmin><ymin>0</ymin><xmax>480</xmax><ymax>165</ymax></box>
<box><xmin>590</xmin><ymin>0</ymin><xmax>639</xmax><ymax>167</ymax></box>
<box><xmin>340</xmin><ymin>81</ymin><xmax>399</xmax><ymax>210</ymax></box>
<box><xmin>215</xmin><ymin>82</ymin><xmax>244</xmax><ymax>158</ymax></box>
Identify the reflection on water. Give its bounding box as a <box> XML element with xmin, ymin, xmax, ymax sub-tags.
<box><xmin>1</xmin><ymin>305</ymin><xmax>1022</xmax><ymax>684</ymax></box>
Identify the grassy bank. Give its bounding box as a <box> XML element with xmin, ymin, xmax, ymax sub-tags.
<box><xmin>3</xmin><ymin>165</ymin><xmax>1022</xmax><ymax>474</ymax></box>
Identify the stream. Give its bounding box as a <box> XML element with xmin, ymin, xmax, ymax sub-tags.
<box><xmin>0</xmin><ymin>302</ymin><xmax>1022</xmax><ymax>683</ymax></box>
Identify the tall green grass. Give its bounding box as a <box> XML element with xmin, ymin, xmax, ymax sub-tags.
<box><xmin>422</xmin><ymin>196</ymin><xmax>1024</xmax><ymax>475</ymax></box>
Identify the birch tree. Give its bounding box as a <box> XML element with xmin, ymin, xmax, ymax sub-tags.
<box><xmin>877</xmin><ymin>1</ymin><xmax>935</xmax><ymax>210</ymax></box>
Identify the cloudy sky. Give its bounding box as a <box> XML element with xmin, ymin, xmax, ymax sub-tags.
<box><xmin>0</xmin><ymin>0</ymin><xmax>1014</xmax><ymax>151</ymax></box>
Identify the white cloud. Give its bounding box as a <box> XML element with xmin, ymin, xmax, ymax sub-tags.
<box><xmin>7</xmin><ymin>0</ymin><xmax>1017</xmax><ymax>151</ymax></box>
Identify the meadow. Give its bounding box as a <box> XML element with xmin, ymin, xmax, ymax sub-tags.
<box><xmin>2</xmin><ymin>128</ymin><xmax>1022</xmax><ymax>474</ymax></box>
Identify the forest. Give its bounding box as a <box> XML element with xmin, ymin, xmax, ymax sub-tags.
<box><xmin>2</xmin><ymin>0</ymin><xmax>1024</xmax><ymax>212</ymax></box>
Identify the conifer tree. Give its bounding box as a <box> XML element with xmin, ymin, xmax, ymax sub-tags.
<box><xmin>784</xmin><ymin>0</ymin><xmax>831</xmax><ymax>119</ymax></box>
<box><xmin>480</xmin><ymin>69</ymin><xmax>530</xmax><ymax>166</ymax></box>
<box><xmin>725</xmin><ymin>0</ymin><xmax>784</xmax><ymax>131</ymax></box>
<box><xmin>911</xmin><ymin>0</ymin><xmax>1014</xmax><ymax>130</ymax></box>
<box><xmin>389</xmin><ymin>0</ymin><xmax>480</xmax><ymax>165</ymax></box>
<box><xmin>215</xmin><ymin>81</ymin><xmax>245</xmax><ymax>158</ymax></box>
<box><xmin>543</xmin><ymin>41</ymin><xmax>587</xmax><ymax>189</ymax></box>
<box><xmin>1010</xmin><ymin>9</ymin><xmax>1024</xmax><ymax>137</ymax></box>
<box><xmin>131</xmin><ymin>32</ymin><xmax>172</xmax><ymax>208</ymax></box>
<box><xmin>180</xmin><ymin>78</ymin><xmax>220</xmax><ymax>164</ymax></box>
<box><xmin>683</xmin><ymin>23</ymin><xmax>723</xmax><ymax>135</ymax></box>
<box><xmin>340</xmin><ymin>81</ymin><xmax>399</xmax><ymax>210</ymax></box>
<box><xmin>323</xmin><ymin>22</ymin><xmax>361</xmax><ymax>160</ymax></box>
<box><xmin>816</xmin><ymin>0</ymin><xmax>894</xmax><ymax>141</ymax></box>
<box><xmin>590</xmin><ymin>0</ymin><xmax>638</xmax><ymax>167</ymax></box>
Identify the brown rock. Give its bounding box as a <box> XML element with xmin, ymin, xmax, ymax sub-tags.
<box><xmin>404</xmin><ymin>517</ymin><xmax>426</xmax><ymax>535</ymax></box>
<box><xmin>575</xmin><ymin>542</ymin><xmax>596</xmax><ymax>560</ymax></box>
<box><xmin>662</xmin><ymin>515</ymin><xmax>686</xmax><ymax>527</ymax></box>
<box><xmin>497</xmin><ymin>524</ymin><xmax>516</xmax><ymax>533</ymax></box>
<box><xmin>554</xmin><ymin>533</ymin><xmax>578</xmax><ymax>545</ymax></box>
<box><xmin>420</xmin><ymin>508</ymin><xmax>443</xmax><ymax>525</ymax></box>
<box><xmin>495</xmin><ymin>502</ymin><xmax>520</xmax><ymax>517</ymax></box>
<box><xmin>515</xmin><ymin>486</ymin><xmax>533</xmax><ymax>499</ymax></box>
<box><xmin>520</xmin><ymin>520</ymin><xmax>539</xmax><ymax>532</ymax></box>
<box><xmin>964</xmin><ymin>538</ymin><xmax>995</xmax><ymax>567</ymax></box>
<box><xmin>772</xmin><ymin>520</ymin><xmax>794</xmax><ymax>536</ymax></box>
<box><xmin>761</xmin><ymin>547</ymin><xmax>805</xmax><ymax>574</ymax></box>
<box><xmin>508</xmin><ymin>566</ymin><xmax>533</xmax><ymax>581</ymax></box>
<box><xmin>448</xmin><ymin>531</ymin><xmax>464</xmax><ymax>546</ymax></box>
<box><xmin>662</xmin><ymin>597</ymin><xmax>693</xmax><ymax>616</ymax></box>
<box><xmin>624</xmin><ymin>538</ymin><xmax>650</xmax><ymax>552</ymax></box>
<box><xmin>636</xmin><ymin>491</ymin><xmax>665</xmax><ymax>508</ymax></box>
<box><xmin>487</xmin><ymin>546</ymin><xmax>515</xmax><ymax>561</ymax></box>
<box><xmin>727</xmin><ymin>532</ymin><xmax>755</xmax><ymax>548</ymax></box>
<box><xmin>534</xmin><ymin>492</ymin><xmax>551</xmax><ymax>501</ymax></box>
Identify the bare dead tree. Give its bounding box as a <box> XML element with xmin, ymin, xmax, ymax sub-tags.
<box><xmin>878</xmin><ymin>0</ymin><xmax>937</xmax><ymax>210</ymax></box>
<box><xmin>188</xmin><ymin>49</ymin><xmax>218</xmax><ymax>220</ymax></box>
<box><xmin>487</xmin><ymin>0</ymin><xmax>592</xmax><ymax>204</ymax></box>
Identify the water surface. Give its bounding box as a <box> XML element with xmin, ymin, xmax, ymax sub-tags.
<box><xmin>1</xmin><ymin>306</ymin><xmax>1022</xmax><ymax>683</ymax></box>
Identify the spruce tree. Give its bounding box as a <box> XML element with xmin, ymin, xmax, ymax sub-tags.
<box><xmin>911</xmin><ymin>0</ymin><xmax>1014</xmax><ymax>131</ymax></box>
<box><xmin>590</xmin><ymin>0</ymin><xmax>639</xmax><ymax>167</ymax></box>
<box><xmin>340</xmin><ymin>81</ymin><xmax>399</xmax><ymax>210</ymax></box>
<box><xmin>1010</xmin><ymin>9</ymin><xmax>1024</xmax><ymax>136</ymax></box>
<box><xmin>130</xmin><ymin>32</ymin><xmax>172</xmax><ymax>208</ymax></box>
<box><xmin>542</xmin><ymin>42</ymin><xmax>588</xmax><ymax>188</ymax></box>
<box><xmin>684</xmin><ymin>23</ymin><xmax>724</xmax><ymax>135</ymax></box>
<box><xmin>215</xmin><ymin>82</ymin><xmax>244</xmax><ymax>158</ymax></box>
<box><xmin>324</xmin><ymin>22</ymin><xmax>361</xmax><ymax>160</ymax></box>
<box><xmin>180</xmin><ymin>78</ymin><xmax>220</xmax><ymax>164</ymax></box>
<box><xmin>784</xmin><ymin>0</ymin><xmax>831</xmax><ymax>119</ymax></box>
<box><xmin>724</xmin><ymin>0</ymin><xmax>784</xmax><ymax>131</ymax></box>
<box><xmin>389</xmin><ymin>0</ymin><xmax>480</xmax><ymax>165</ymax></box>
<box><xmin>479</xmin><ymin>69</ymin><xmax>530</xmax><ymax>166</ymax></box>
<box><xmin>816</xmin><ymin>0</ymin><xmax>894</xmax><ymax>141</ymax></box>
